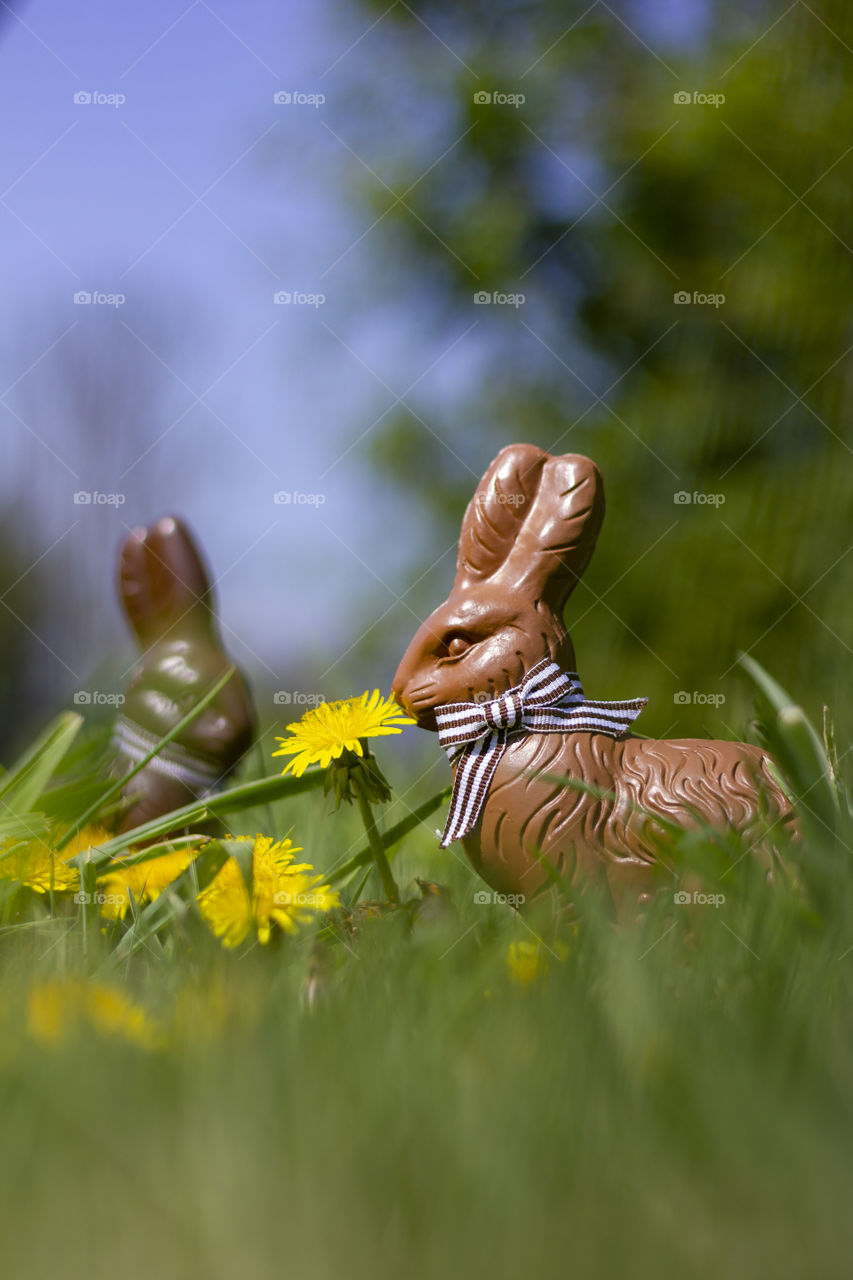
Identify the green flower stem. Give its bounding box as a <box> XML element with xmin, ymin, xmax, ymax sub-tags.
<box><xmin>327</xmin><ymin>787</ymin><xmax>450</xmax><ymax>887</ymax></box>
<box><xmin>351</xmin><ymin>770</ymin><xmax>398</xmax><ymax>904</ymax></box>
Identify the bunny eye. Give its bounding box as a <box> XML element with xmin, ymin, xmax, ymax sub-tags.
<box><xmin>445</xmin><ymin>633</ymin><xmax>472</xmax><ymax>658</ymax></box>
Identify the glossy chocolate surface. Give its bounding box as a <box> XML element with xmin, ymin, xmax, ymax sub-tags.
<box><xmin>393</xmin><ymin>445</ymin><xmax>794</xmax><ymax>906</ymax></box>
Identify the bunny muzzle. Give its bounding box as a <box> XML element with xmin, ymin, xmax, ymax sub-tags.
<box><xmin>392</xmin><ymin>615</ymin><xmax>450</xmax><ymax>729</ymax></box>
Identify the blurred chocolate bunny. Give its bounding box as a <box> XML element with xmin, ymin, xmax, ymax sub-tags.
<box><xmin>112</xmin><ymin>516</ymin><xmax>255</xmax><ymax>832</ymax></box>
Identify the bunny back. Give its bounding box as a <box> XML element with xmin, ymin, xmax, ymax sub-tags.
<box><xmin>462</xmin><ymin>731</ymin><xmax>795</xmax><ymax>907</ymax></box>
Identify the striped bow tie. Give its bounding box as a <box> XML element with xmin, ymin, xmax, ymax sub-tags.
<box><xmin>435</xmin><ymin>657</ymin><xmax>647</xmax><ymax>847</ymax></box>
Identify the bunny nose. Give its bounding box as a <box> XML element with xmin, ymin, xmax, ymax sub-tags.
<box><xmin>390</xmin><ymin>667</ymin><xmax>407</xmax><ymax>709</ymax></box>
<box><xmin>391</xmin><ymin>654</ymin><xmax>415</xmax><ymax>712</ymax></box>
<box><xmin>391</xmin><ymin>666</ymin><xmax>439</xmax><ymax>729</ymax></box>
<box><xmin>393</xmin><ymin>688</ymin><xmax>414</xmax><ymax>718</ymax></box>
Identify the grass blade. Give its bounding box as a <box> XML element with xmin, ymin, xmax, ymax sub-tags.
<box><xmin>102</xmin><ymin>839</ymin><xmax>231</xmax><ymax>965</ymax></box>
<box><xmin>69</xmin><ymin>770</ymin><xmax>326</xmax><ymax>872</ymax></box>
<box><xmin>59</xmin><ymin>665</ymin><xmax>237</xmax><ymax>849</ymax></box>
<box><xmin>739</xmin><ymin>653</ymin><xmax>839</xmax><ymax>834</ymax></box>
<box><xmin>0</xmin><ymin>712</ymin><xmax>82</xmax><ymax>815</ymax></box>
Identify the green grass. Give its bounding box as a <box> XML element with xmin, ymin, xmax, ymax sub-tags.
<box><xmin>0</xmin><ymin>661</ymin><xmax>851</xmax><ymax>1280</ymax></box>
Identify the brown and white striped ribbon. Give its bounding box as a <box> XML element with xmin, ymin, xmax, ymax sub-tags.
<box><xmin>436</xmin><ymin>657</ymin><xmax>647</xmax><ymax>847</ymax></box>
<box><xmin>113</xmin><ymin>716</ymin><xmax>224</xmax><ymax>797</ymax></box>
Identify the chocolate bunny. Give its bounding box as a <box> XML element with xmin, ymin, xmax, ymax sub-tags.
<box><xmin>112</xmin><ymin>516</ymin><xmax>255</xmax><ymax>832</ymax></box>
<box><xmin>393</xmin><ymin>445</ymin><xmax>794</xmax><ymax>912</ymax></box>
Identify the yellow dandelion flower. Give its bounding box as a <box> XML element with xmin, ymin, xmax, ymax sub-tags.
<box><xmin>198</xmin><ymin>855</ymin><xmax>252</xmax><ymax>948</ymax></box>
<box><xmin>97</xmin><ymin>847</ymin><xmax>194</xmax><ymax>921</ymax></box>
<box><xmin>197</xmin><ymin>834</ymin><xmax>340</xmax><ymax>948</ymax></box>
<box><xmin>263</xmin><ymin>865</ymin><xmax>340</xmax><ymax>941</ymax></box>
<box><xmin>506</xmin><ymin>940</ymin><xmax>547</xmax><ymax>988</ymax></box>
<box><xmin>0</xmin><ymin>824</ymin><xmax>111</xmax><ymax>895</ymax></box>
<box><xmin>272</xmin><ymin>690</ymin><xmax>414</xmax><ymax>777</ymax></box>
<box><xmin>28</xmin><ymin>979</ymin><xmax>161</xmax><ymax>1050</ymax></box>
<box><xmin>85</xmin><ymin>982</ymin><xmax>162</xmax><ymax>1048</ymax></box>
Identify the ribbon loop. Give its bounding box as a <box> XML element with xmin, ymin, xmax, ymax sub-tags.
<box><xmin>435</xmin><ymin>657</ymin><xmax>647</xmax><ymax>848</ymax></box>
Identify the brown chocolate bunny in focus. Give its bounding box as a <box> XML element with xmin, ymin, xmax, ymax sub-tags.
<box><xmin>393</xmin><ymin>445</ymin><xmax>795</xmax><ymax>914</ymax></box>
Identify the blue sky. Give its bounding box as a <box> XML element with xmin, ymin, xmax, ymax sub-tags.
<box><xmin>0</xmin><ymin>0</ymin><xmax>710</xmax><ymax>718</ymax></box>
<box><xmin>0</xmin><ymin>0</ymin><xmax>448</xmax><ymax>706</ymax></box>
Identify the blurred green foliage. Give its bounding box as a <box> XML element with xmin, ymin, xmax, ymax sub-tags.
<box><xmin>345</xmin><ymin>0</ymin><xmax>853</xmax><ymax>742</ymax></box>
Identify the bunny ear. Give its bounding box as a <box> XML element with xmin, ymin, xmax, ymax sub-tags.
<box><xmin>497</xmin><ymin>452</ymin><xmax>605</xmax><ymax>610</ymax></box>
<box><xmin>454</xmin><ymin>444</ymin><xmax>550</xmax><ymax>589</ymax></box>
